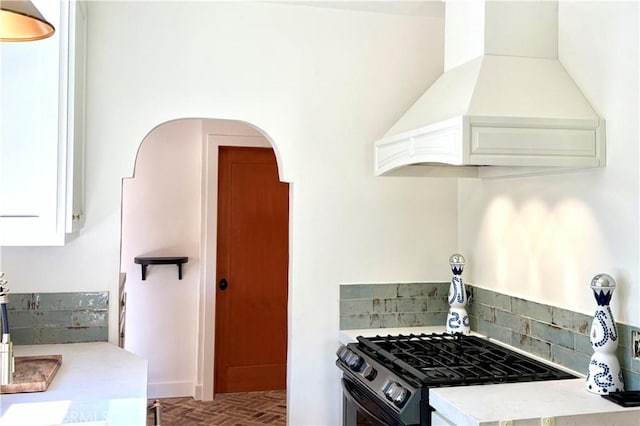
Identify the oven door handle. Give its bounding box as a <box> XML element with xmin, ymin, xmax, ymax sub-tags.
<box><xmin>341</xmin><ymin>378</ymin><xmax>393</xmax><ymax>426</ymax></box>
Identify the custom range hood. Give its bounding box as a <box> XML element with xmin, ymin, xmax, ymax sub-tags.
<box><xmin>375</xmin><ymin>1</ymin><xmax>605</xmax><ymax>178</ymax></box>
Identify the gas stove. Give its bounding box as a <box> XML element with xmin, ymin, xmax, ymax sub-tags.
<box><xmin>336</xmin><ymin>333</ymin><xmax>577</xmax><ymax>426</ymax></box>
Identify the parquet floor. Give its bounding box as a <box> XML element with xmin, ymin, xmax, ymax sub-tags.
<box><xmin>147</xmin><ymin>390</ymin><xmax>286</xmax><ymax>425</ymax></box>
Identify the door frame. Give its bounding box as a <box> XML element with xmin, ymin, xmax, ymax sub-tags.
<box><xmin>195</xmin><ymin>122</ymin><xmax>291</xmax><ymax>400</ymax></box>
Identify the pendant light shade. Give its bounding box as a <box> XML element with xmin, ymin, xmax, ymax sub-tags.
<box><xmin>0</xmin><ymin>0</ymin><xmax>54</xmax><ymax>42</ymax></box>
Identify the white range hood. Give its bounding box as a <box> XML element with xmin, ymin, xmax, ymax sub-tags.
<box><xmin>375</xmin><ymin>1</ymin><xmax>605</xmax><ymax>178</ymax></box>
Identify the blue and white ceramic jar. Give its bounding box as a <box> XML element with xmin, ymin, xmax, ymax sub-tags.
<box><xmin>445</xmin><ymin>254</ymin><xmax>470</xmax><ymax>335</ymax></box>
<box><xmin>585</xmin><ymin>273</ymin><xmax>624</xmax><ymax>394</ymax></box>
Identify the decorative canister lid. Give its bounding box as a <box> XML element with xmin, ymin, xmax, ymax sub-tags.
<box><xmin>449</xmin><ymin>254</ymin><xmax>465</xmax><ymax>266</ymax></box>
<box><xmin>591</xmin><ymin>273</ymin><xmax>616</xmax><ymax>289</ymax></box>
<box><xmin>590</xmin><ymin>273</ymin><xmax>616</xmax><ymax>306</ymax></box>
<box><xmin>449</xmin><ymin>254</ymin><xmax>465</xmax><ymax>276</ymax></box>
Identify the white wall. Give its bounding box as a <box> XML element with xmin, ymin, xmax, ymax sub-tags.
<box><xmin>458</xmin><ymin>1</ymin><xmax>639</xmax><ymax>327</ymax></box>
<box><xmin>2</xmin><ymin>3</ymin><xmax>452</xmax><ymax>425</ymax></box>
<box><xmin>121</xmin><ymin>119</ymin><xmax>203</xmax><ymax>397</ymax></box>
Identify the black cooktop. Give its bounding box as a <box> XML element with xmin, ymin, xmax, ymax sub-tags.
<box><xmin>356</xmin><ymin>333</ymin><xmax>577</xmax><ymax>387</ymax></box>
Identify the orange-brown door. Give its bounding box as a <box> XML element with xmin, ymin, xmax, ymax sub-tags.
<box><xmin>214</xmin><ymin>146</ymin><xmax>289</xmax><ymax>393</ymax></box>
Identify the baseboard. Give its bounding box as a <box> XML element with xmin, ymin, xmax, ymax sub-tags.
<box><xmin>147</xmin><ymin>381</ymin><xmax>194</xmax><ymax>399</ymax></box>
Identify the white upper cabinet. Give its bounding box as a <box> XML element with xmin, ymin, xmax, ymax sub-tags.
<box><xmin>0</xmin><ymin>0</ymin><xmax>86</xmax><ymax>246</ymax></box>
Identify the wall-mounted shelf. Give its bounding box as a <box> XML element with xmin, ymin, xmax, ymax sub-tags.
<box><xmin>134</xmin><ymin>256</ymin><xmax>189</xmax><ymax>280</ymax></box>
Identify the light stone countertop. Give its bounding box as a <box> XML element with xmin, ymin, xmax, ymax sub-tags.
<box><xmin>430</xmin><ymin>379</ymin><xmax>640</xmax><ymax>426</ymax></box>
<box><xmin>339</xmin><ymin>326</ymin><xmax>640</xmax><ymax>426</ymax></box>
<box><xmin>0</xmin><ymin>342</ymin><xmax>148</xmax><ymax>426</ymax></box>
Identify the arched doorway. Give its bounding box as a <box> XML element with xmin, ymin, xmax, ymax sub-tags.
<box><xmin>120</xmin><ymin>118</ymin><xmax>289</xmax><ymax>401</ymax></box>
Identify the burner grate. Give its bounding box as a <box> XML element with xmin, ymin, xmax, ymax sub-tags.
<box><xmin>356</xmin><ymin>333</ymin><xmax>576</xmax><ymax>387</ymax></box>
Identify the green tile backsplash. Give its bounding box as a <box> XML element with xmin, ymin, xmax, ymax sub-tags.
<box><xmin>339</xmin><ymin>283</ymin><xmax>640</xmax><ymax>390</ymax></box>
<box><xmin>339</xmin><ymin>283</ymin><xmax>449</xmax><ymax>330</ymax></box>
<box><xmin>469</xmin><ymin>287</ymin><xmax>640</xmax><ymax>390</ymax></box>
<box><xmin>6</xmin><ymin>292</ymin><xmax>108</xmax><ymax>344</ymax></box>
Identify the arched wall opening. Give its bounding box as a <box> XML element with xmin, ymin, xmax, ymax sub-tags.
<box><xmin>120</xmin><ymin>117</ymin><xmax>291</xmax><ymax>400</ymax></box>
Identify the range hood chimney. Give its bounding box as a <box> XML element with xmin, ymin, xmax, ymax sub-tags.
<box><xmin>375</xmin><ymin>1</ymin><xmax>605</xmax><ymax>178</ymax></box>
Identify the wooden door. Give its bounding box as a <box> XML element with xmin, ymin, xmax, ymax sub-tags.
<box><xmin>214</xmin><ymin>146</ymin><xmax>289</xmax><ymax>393</ymax></box>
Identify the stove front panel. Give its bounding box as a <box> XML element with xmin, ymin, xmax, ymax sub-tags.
<box><xmin>337</xmin><ymin>346</ymin><xmax>424</xmax><ymax>425</ymax></box>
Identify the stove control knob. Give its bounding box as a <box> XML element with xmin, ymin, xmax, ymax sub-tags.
<box><xmin>362</xmin><ymin>364</ymin><xmax>377</xmax><ymax>381</ymax></box>
<box><xmin>336</xmin><ymin>345</ymin><xmax>364</xmax><ymax>371</ymax></box>
<box><xmin>336</xmin><ymin>345</ymin><xmax>349</xmax><ymax>361</ymax></box>
<box><xmin>344</xmin><ymin>351</ymin><xmax>363</xmax><ymax>371</ymax></box>
<box><xmin>383</xmin><ymin>381</ymin><xmax>409</xmax><ymax>407</ymax></box>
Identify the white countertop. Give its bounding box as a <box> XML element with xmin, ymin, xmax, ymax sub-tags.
<box><xmin>0</xmin><ymin>342</ymin><xmax>148</xmax><ymax>426</ymax></box>
<box><xmin>339</xmin><ymin>327</ymin><xmax>640</xmax><ymax>426</ymax></box>
<box><xmin>430</xmin><ymin>379</ymin><xmax>640</xmax><ymax>426</ymax></box>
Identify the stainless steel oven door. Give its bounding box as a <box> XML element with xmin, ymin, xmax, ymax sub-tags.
<box><xmin>342</xmin><ymin>377</ymin><xmax>405</xmax><ymax>426</ymax></box>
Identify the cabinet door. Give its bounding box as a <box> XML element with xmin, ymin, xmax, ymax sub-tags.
<box><xmin>64</xmin><ymin>0</ymin><xmax>87</xmax><ymax>234</ymax></box>
<box><xmin>0</xmin><ymin>0</ymin><xmax>61</xmax><ymax>245</ymax></box>
<box><xmin>0</xmin><ymin>0</ymin><xmax>85</xmax><ymax>246</ymax></box>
